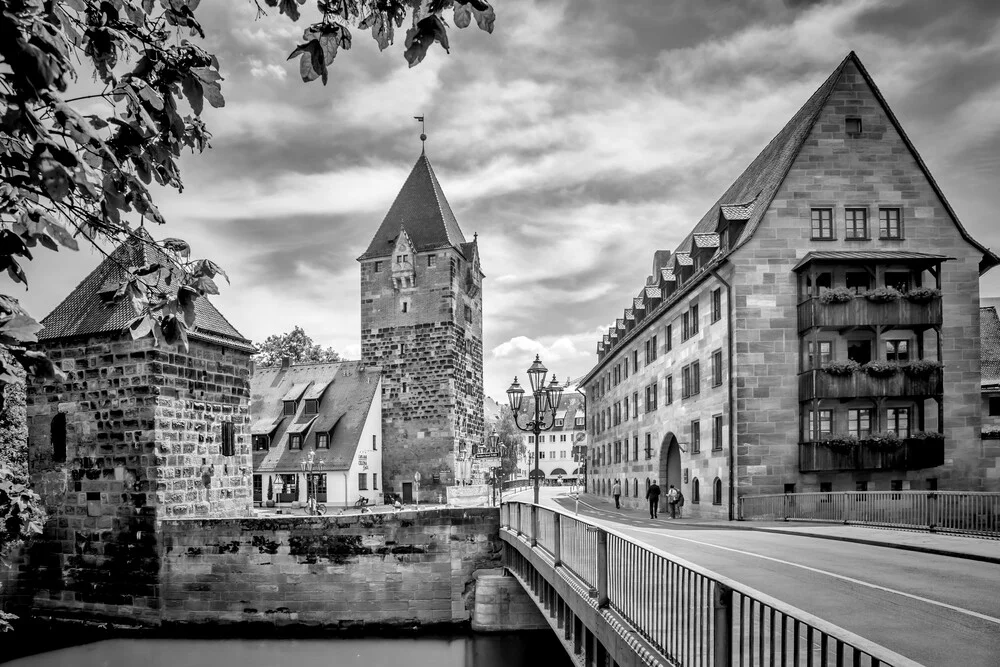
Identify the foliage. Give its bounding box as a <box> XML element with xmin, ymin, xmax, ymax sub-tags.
<box><xmin>492</xmin><ymin>404</ymin><xmax>524</xmax><ymax>479</ymax></box>
<box><xmin>911</xmin><ymin>430</ymin><xmax>945</xmax><ymax>442</ymax></box>
<box><xmin>981</xmin><ymin>427</ymin><xmax>1000</xmax><ymax>440</ymax></box>
<box><xmin>860</xmin><ymin>430</ymin><xmax>902</xmax><ymax>451</ymax></box>
<box><xmin>905</xmin><ymin>287</ymin><xmax>941</xmax><ymax>303</ymax></box>
<box><xmin>818</xmin><ymin>287</ymin><xmax>855</xmax><ymax>304</ymax></box>
<box><xmin>820</xmin><ymin>434</ymin><xmax>859</xmax><ymax>453</ymax></box>
<box><xmin>253</xmin><ymin>326</ymin><xmax>340</xmax><ymax>367</ymax></box>
<box><xmin>821</xmin><ymin>359</ymin><xmax>860</xmax><ymax>376</ymax></box>
<box><xmin>861</xmin><ymin>360</ymin><xmax>898</xmax><ymax>377</ymax></box>
<box><xmin>267</xmin><ymin>475</ymin><xmax>273</xmax><ymax>500</ymax></box>
<box><xmin>864</xmin><ymin>286</ymin><xmax>903</xmax><ymax>303</ymax></box>
<box><xmin>903</xmin><ymin>359</ymin><xmax>943</xmax><ymax>377</ymax></box>
<box><xmin>0</xmin><ymin>0</ymin><xmax>495</xmax><ymax>386</ymax></box>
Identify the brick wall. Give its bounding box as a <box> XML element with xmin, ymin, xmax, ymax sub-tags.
<box><xmin>159</xmin><ymin>508</ymin><xmax>501</xmax><ymax>627</ymax></box>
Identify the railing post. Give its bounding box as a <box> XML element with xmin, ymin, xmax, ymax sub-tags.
<box><xmin>531</xmin><ymin>504</ymin><xmax>538</xmax><ymax>547</ymax></box>
<box><xmin>713</xmin><ymin>583</ymin><xmax>733</xmax><ymax>667</ymax></box>
<box><xmin>596</xmin><ymin>528</ymin><xmax>609</xmax><ymax>608</ymax></box>
<box><xmin>927</xmin><ymin>491</ymin><xmax>937</xmax><ymax>532</ymax></box>
<box><xmin>553</xmin><ymin>513</ymin><xmax>562</xmax><ymax>566</ymax></box>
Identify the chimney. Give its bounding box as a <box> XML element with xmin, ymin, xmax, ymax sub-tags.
<box><xmin>281</xmin><ymin>356</ymin><xmax>291</xmax><ymax>369</ymax></box>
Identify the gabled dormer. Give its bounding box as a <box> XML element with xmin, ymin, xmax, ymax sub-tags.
<box><xmin>391</xmin><ymin>230</ymin><xmax>416</xmax><ymax>290</ymax></box>
<box><xmin>644</xmin><ymin>285</ymin><xmax>662</xmax><ymax>311</ymax></box>
<box><xmin>302</xmin><ymin>379</ymin><xmax>332</xmax><ymax>416</ymax></box>
<box><xmin>460</xmin><ymin>236</ymin><xmax>483</xmax><ymax>298</ymax></box>
<box><xmin>674</xmin><ymin>253</ymin><xmax>693</xmax><ymax>285</ymax></box>
<box><xmin>624</xmin><ymin>308</ymin><xmax>635</xmax><ymax>332</ymax></box>
<box><xmin>281</xmin><ymin>381</ymin><xmax>311</xmax><ymax>417</ymax></box>
<box><xmin>659</xmin><ymin>267</ymin><xmax>677</xmax><ymax>300</ymax></box>
<box><xmin>718</xmin><ymin>196</ymin><xmax>757</xmax><ymax>252</ymax></box>
<box><xmin>633</xmin><ymin>297</ymin><xmax>646</xmax><ymax>323</ymax></box>
<box><xmin>692</xmin><ymin>234</ymin><xmax>720</xmax><ymax>270</ymax></box>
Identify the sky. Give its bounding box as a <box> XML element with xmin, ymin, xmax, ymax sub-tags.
<box><xmin>21</xmin><ymin>0</ymin><xmax>1000</xmax><ymax>403</ymax></box>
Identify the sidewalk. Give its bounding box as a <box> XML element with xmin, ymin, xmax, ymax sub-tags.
<box><xmin>562</xmin><ymin>493</ymin><xmax>1000</xmax><ymax>565</ymax></box>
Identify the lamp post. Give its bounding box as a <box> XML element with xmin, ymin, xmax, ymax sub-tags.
<box><xmin>488</xmin><ymin>428</ymin><xmax>507</xmax><ymax>506</ymax></box>
<box><xmin>300</xmin><ymin>450</ymin><xmax>325</xmax><ymax>513</ymax></box>
<box><xmin>506</xmin><ymin>355</ymin><xmax>565</xmax><ymax>505</ymax></box>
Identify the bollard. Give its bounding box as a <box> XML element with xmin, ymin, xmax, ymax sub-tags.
<box><xmin>713</xmin><ymin>583</ymin><xmax>733</xmax><ymax>667</ymax></box>
<box><xmin>553</xmin><ymin>513</ymin><xmax>562</xmax><ymax>566</ymax></box>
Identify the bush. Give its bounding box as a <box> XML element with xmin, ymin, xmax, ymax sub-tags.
<box><xmin>821</xmin><ymin>434</ymin><xmax>859</xmax><ymax>452</ymax></box>
<box><xmin>982</xmin><ymin>427</ymin><xmax>1000</xmax><ymax>440</ymax></box>
<box><xmin>862</xmin><ymin>361</ymin><xmax>899</xmax><ymax>377</ymax></box>
<box><xmin>864</xmin><ymin>286</ymin><xmax>903</xmax><ymax>303</ymax></box>
<box><xmin>904</xmin><ymin>360</ymin><xmax>942</xmax><ymax>377</ymax></box>
<box><xmin>911</xmin><ymin>430</ymin><xmax>945</xmax><ymax>442</ymax></box>
<box><xmin>905</xmin><ymin>287</ymin><xmax>942</xmax><ymax>303</ymax></box>
<box><xmin>861</xmin><ymin>431</ymin><xmax>903</xmax><ymax>451</ymax></box>
<box><xmin>822</xmin><ymin>359</ymin><xmax>860</xmax><ymax>376</ymax></box>
<box><xmin>818</xmin><ymin>287</ymin><xmax>855</xmax><ymax>304</ymax></box>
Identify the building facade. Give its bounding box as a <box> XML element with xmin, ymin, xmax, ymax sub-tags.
<box><xmin>358</xmin><ymin>153</ymin><xmax>485</xmax><ymax>502</ymax></box>
<box><xmin>250</xmin><ymin>360</ymin><xmax>383</xmax><ymax>509</ymax></box>
<box><xmin>581</xmin><ymin>52</ymin><xmax>999</xmax><ymax>519</ymax></box>
<box><xmin>981</xmin><ymin>304</ymin><xmax>1000</xmax><ymax>446</ymax></box>
<box><xmin>522</xmin><ymin>393</ymin><xmax>587</xmax><ymax>485</ymax></box>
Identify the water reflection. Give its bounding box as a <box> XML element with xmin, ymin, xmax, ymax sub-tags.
<box><xmin>4</xmin><ymin>634</ymin><xmax>572</xmax><ymax>667</ymax></box>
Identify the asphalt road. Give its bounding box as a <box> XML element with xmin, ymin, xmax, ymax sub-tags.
<box><xmin>507</xmin><ymin>487</ymin><xmax>1000</xmax><ymax>667</ymax></box>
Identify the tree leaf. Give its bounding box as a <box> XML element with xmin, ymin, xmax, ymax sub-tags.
<box><xmin>0</xmin><ymin>314</ymin><xmax>43</xmax><ymax>343</ymax></box>
<box><xmin>472</xmin><ymin>3</ymin><xmax>495</xmax><ymax>33</ymax></box>
<box><xmin>161</xmin><ymin>238</ymin><xmax>191</xmax><ymax>258</ymax></box>
<box><xmin>126</xmin><ymin>314</ymin><xmax>153</xmax><ymax>340</ymax></box>
<box><xmin>454</xmin><ymin>3</ymin><xmax>472</xmax><ymax>29</ymax></box>
<box><xmin>181</xmin><ymin>74</ymin><xmax>204</xmax><ymax>115</ymax></box>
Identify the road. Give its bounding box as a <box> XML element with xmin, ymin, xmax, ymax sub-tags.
<box><xmin>505</xmin><ymin>487</ymin><xmax>1000</xmax><ymax>667</ymax></box>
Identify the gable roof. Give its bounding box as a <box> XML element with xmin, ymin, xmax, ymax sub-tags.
<box><xmin>520</xmin><ymin>392</ymin><xmax>587</xmax><ymax>433</ymax></box>
<box><xmin>250</xmin><ymin>360</ymin><xmax>381</xmax><ymax>473</ymax></box>
<box><xmin>981</xmin><ymin>306</ymin><xmax>1000</xmax><ymax>390</ymax></box>
<box><xmin>38</xmin><ymin>231</ymin><xmax>252</xmax><ymax>351</ymax></box>
<box><xmin>358</xmin><ymin>154</ymin><xmax>467</xmax><ymax>261</ymax></box>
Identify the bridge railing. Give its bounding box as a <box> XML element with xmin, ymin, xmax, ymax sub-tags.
<box><xmin>738</xmin><ymin>491</ymin><xmax>1000</xmax><ymax>538</ymax></box>
<box><xmin>502</xmin><ymin>501</ymin><xmax>922</xmax><ymax>667</ymax></box>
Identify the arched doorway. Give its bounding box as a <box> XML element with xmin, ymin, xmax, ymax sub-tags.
<box><xmin>658</xmin><ymin>432</ymin><xmax>682</xmax><ymax>512</ymax></box>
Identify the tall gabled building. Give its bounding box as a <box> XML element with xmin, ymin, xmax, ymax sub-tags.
<box><xmin>358</xmin><ymin>153</ymin><xmax>484</xmax><ymax>501</ymax></box>
<box><xmin>582</xmin><ymin>52</ymin><xmax>999</xmax><ymax>519</ymax></box>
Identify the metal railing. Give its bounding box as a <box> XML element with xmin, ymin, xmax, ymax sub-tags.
<box><xmin>502</xmin><ymin>501</ymin><xmax>921</xmax><ymax>667</ymax></box>
<box><xmin>739</xmin><ymin>491</ymin><xmax>1000</xmax><ymax>538</ymax></box>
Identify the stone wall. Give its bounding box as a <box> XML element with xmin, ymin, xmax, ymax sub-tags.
<box><xmin>158</xmin><ymin>507</ymin><xmax>501</xmax><ymax>627</ymax></box>
<box><xmin>471</xmin><ymin>570</ymin><xmax>548</xmax><ymax>632</ymax></box>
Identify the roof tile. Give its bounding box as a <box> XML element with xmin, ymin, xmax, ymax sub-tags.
<box><xmin>981</xmin><ymin>306</ymin><xmax>1000</xmax><ymax>388</ymax></box>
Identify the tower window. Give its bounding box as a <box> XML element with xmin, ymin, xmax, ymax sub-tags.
<box><xmin>373</xmin><ymin>261</ymin><xmax>382</xmax><ymax>273</ymax></box>
<box><xmin>464</xmin><ymin>305</ymin><xmax>472</xmax><ymax>322</ymax></box>
<box><xmin>427</xmin><ymin>254</ymin><xmax>437</xmax><ymax>268</ymax></box>
<box><xmin>401</xmin><ymin>300</ymin><xmax>409</xmax><ymax>313</ymax></box>
<box><xmin>221</xmin><ymin>420</ymin><xmax>235</xmax><ymax>456</ymax></box>
<box><xmin>845</xmin><ymin>117</ymin><xmax>862</xmax><ymax>135</ymax></box>
<box><xmin>51</xmin><ymin>412</ymin><xmax>67</xmax><ymax>463</ymax></box>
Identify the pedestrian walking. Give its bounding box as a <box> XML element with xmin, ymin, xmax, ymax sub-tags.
<box><xmin>612</xmin><ymin>481</ymin><xmax>622</xmax><ymax>509</ymax></box>
<box><xmin>646</xmin><ymin>480</ymin><xmax>661</xmax><ymax>518</ymax></box>
<box><xmin>667</xmin><ymin>485</ymin><xmax>684</xmax><ymax>519</ymax></box>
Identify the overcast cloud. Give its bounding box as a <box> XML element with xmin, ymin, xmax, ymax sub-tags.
<box><xmin>23</xmin><ymin>0</ymin><xmax>1000</xmax><ymax>402</ymax></box>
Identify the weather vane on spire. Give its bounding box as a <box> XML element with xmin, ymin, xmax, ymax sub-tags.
<box><xmin>414</xmin><ymin>115</ymin><xmax>426</xmax><ymax>154</ymax></box>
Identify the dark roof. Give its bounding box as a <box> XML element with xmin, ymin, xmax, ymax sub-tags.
<box><xmin>38</xmin><ymin>231</ymin><xmax>252</xmax><ymax>351</ymax></box>
<box><xmin>520</xmin><ymin>393</ymin><xmax>587</xmax><ymax>434</ymax></box>
<box><xmin>358</xmin><ymin>154</ymin><xmax>467</xmax><ymax>261</ymax></box>
<box><xmin>981</xmin><ymin>306</ymin><xmax>1000</xmax><ymax>389</ymax></box>
<box><xmin>792</xmin><ymin>250</ymin><xmax>953</xmax><ymax>272</ymax></box>
<box><xmin>250</xmin><ymin>360</ymin><xmax>381</xmax><ymax>472</ymax></box>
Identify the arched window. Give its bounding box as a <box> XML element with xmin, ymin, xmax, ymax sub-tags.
<box><xmin>51</xmin><ymin>412</ymin><xmax>67</xmax><ymax>463</ymax></box>
<box><xmin>692</xmin><ymin>478</ymin><xmax>700</xmax><ymax>504</ymax></box>
<box><xmin>623</xmin><ymin>479</ymin><xmax>628</xmax><ymax>497</ymax></box>
<box><xmin>713</xmin><ymin>477</ymin><xmax>723</xmax><ymax>506</ymax></box>
<box><xmin>633</xmin><ymin>478</ymin><xmax>638</xmax><ymax>497</ymax></box>
<box><xmin>645</xmin><ymin>478</ymin><xmax>651</xmax><ymax>491</ymax></box>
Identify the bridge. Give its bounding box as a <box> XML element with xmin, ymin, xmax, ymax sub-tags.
<box><xmin>498</xmin><ymin>490</ymin><xmax>1000</xmax><ymax>667</ymax></box>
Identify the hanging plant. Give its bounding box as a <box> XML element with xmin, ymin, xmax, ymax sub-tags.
<box><xmin>864</xmin><ymin>286</ymin><xmax>903</xmax><ymax>303</ymax></box>
<box><xmin>818</xmin><ymin>287</ymin><xmax>855</xmax><ymax>304</ymax></box>
<box><xmin>911</xmin><ymin>430</ymin><xmax>945</xmax><ymax>442</ymax></box>
<box><xmin>904</xmin><ymin>359</ymin><xmax>943</xmax><ymax>377</ymax></box>
<box><xmin>861</xmin><ymin>431</ymin><xmax>903</xmax><ymax>451</ymax></box>
<box><xmin>821</xmin><ymin>434</ymin><xmax>859</xmax><ymax>453</ymax></box>
<box><xmin>905</xmin><ymin>287</ymin><xmax>941</xmax><ymax>303</ymax></box>
<box><xmin>862</xmin><ymin>361</ymin><xmax>899</xmax><ymax>377</ymax></box>
<box><xmin>822</xmin><ymin>359</ymin><xmax>860</xmax><ymax>376</ymax></box>
<box><xmin>981</xmin><ymin>427</ymin><xmax>1000</xmax><ymax>440</ymax></box>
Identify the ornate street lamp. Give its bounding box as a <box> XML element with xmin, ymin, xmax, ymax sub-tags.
<box><xmin>488</xmin><ymin>428</ymin><xmax>507</xmax><ymax>506</ymax></box>
<box><xmin>507</xmin><ymin>354</ymin><xmax>565</xmax><ymax>504</ymax></box>
<box><xmin>300</xmin><ymin>450</ymin><xmax>325</xmax><ymax>514</ymax></box>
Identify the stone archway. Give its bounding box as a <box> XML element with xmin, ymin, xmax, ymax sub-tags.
<box><xmin>658</xmin><ymin>432</ymin><xmax>682</xmax><ymax>512</ymax></box>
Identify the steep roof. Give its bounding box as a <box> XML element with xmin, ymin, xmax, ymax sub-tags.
<box><xmin>359</xmin><ymin>154</ymin><xmax>467</xmax><ymax>261</ymax></box>
<box><xmin>38</xmin><ymin>231</ymin><xmax>252</xmax><ymax>351</ymax></box>
<box><xmin>250</xmin><ymin>360</ymin><xmax>380</xmax><ymax>473</ymax></box>
<box><xmin>981</xmin><ymin>306</ymin><xmax>1000</xmax><ymax>390</ymax></box>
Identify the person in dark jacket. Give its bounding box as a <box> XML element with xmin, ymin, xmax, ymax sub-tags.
<box><xmin>612</xmin><ymin>480</ymin><xmax>622</xmax><ymax>509</ymax></box>
<box><xmin>645</xmin><ymin>481</ymin><xmax>662</xmax><ymax>519</ymax></box>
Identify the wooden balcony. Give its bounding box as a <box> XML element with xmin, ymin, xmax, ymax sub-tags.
<box><xmin>798</xmin><ymin>368</ymin><xmax>942</xmax><ymax>400</ymax></box>
<box><xmin>799</xmin><ymin>438</ymin><xmax>945</xmax><ymax>472</ymax></box>
<box><xmin>797</xmin><ymin>296</ymin><xmax>942</xmax><ymax>332</ymax></box>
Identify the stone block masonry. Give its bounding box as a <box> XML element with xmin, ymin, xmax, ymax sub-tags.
<box><xmin>159</xmin><ymin>508</ymin><xmax>501</xmax><ymax>628</ymax></box>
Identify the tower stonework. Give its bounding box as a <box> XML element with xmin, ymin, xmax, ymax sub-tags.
<box><xmin>359</xmin><ymin>155</ymin><xmax>484</xmax><ymax>499</ymax></box>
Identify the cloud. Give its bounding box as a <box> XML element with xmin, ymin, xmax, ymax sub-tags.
<box><xmin>248</xmin><ymin>57</ymin><xmax>287</xmax><ymax>80</ymax></box>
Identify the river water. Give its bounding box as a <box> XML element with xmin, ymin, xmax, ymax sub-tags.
<box><xmin>3</xmin><ymin>634</ymin><xmax>573</xmax><ymax>667</ymax></box>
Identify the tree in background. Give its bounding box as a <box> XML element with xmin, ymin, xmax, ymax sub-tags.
<box><xmin>253</xmin><ymin>326</ymin><xmax>340</xmax><ymax>368</ymax></box>
<box><xmin>492</xmin><ymin>405</ymin><xmax>524</xmax><ymax>480</ymax></box>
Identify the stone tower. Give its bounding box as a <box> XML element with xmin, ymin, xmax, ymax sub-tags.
<box><xmin>20</xmin><ymin>232</ymin><xmax>255</xmax><ymax>619</ymax></box>
<box><xmin>358</xmin><ymin>153</ymin><xmax>484</xmax><ymax>499</ymax></box>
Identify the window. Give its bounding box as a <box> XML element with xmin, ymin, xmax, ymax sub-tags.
<box><xmin>845</xmin><ymin>208</ymin><xmax>868</xmax><ymax>239</ymax></box>
<box><xmin>401</xmin><ymin>300</ymin><xmax>409</xmax><ymax>313</ymax></box>
<box><xmin>560</xmin><ymin>450</ymin><xmax>566</xmax><ymax>459</ymax></box>
<box><xmin>691</xmin><ymin>420</ymin><xmax>701</xmax><ymax>454</ymax></box>
<box><xmin>304</xmin><ymin>399</ymin><xmax>319</xmax><ymax>415</ymax></box>
<box><xmin>359</xmin><ymin>473</ymin><xmax>368</xmax><ymax>490</ymax></box>
<box><xmin>820</xmin><ymin>482</ymin><xmax>832</xmax><ymax>493</ymax></box>
<box><xmin>926</xmin><ymin>478</ymin><xmax>938</xmax><ymax>491</ymax></box>
<box><xmin>623</xmin><ymin>396</ymin><xmax>629</xmax><ymax>421</ymax></box>
<box><xmin>575</xmin><ymin>417</ymin><xmax>585</xmax><ymax>427</ymax></box>
<box><xmin>713</xmin><ymin>414</ymin><xmax>723</xmax><ymax>451</ymax></box>
<box><xmin>549</xmin><ymin>435</ymin><xmax>556</xmax><ymax>443</ymax></box>
<box><xmin>848</xmin><ymin>408</ymin><xmax>872</xmax><ymax>438</ymax></box>
<box><xmin>252</xmin><ymin>435</ymin><xmax>269</xmax><ymax>451</ymax></box>
<box><xmin>784</xmin><ymin>483</ymin><xmax>796</xmax><ymax>494</ymax></box>
<box><xmin>885</xmin><ymin>272</ymin><xmax>910</xmax><ymax>292</ymax></box>
<box><xmin>632</xmin><ymin>392</ymin><xmax>639</xmax><ymax>418</ymax></box>
<box><xmin>633</xmin><ymin>436</ymin><xmax>638</xmax><ymax>461</ymax></box>
<box><xmin>290</xmin><ymin>433</ymin><xmax>302</xmax><ymax>450</ymax></box>
<box><xmin>555</xmin><ymin>418</ymin><xmax>564</xmax><ymax>427</ymax></box>
<box><xmin>645</xmin><ymin>434</ymin><xmax>652</xmax><ymax>459</ymax></box>
<box><xmin>560</xmin><ymin>434</ymin><xmax>567</xmax><ymax>442</ymax></box>
<box><xmin>845</xmin><ymin>117</ymin><xmax>862</xmax><ymax>134</ymax></box>
<box><xmin>690</xmin><ymin>304</ymin><xmax>699</xmax><ymax>335</ymax></box>
<box><xmin>856</xmin><ymin>481</ymin><xmax>868</xmax><ymax>492</ymax></box>
<box><xmin>990</xmin><ymin>398</ymin><xmax>1000</xmax><ymax>416</ymax></box>
<box><xmin>464</xmin><ymin>305</ymin><xmax>472</xmax><ymax>322</ymax></box>
<box><xmin>316</xmin><ymin>433</ymin><xmax>329</xmax><ymax>449</ymax></box>
<box><xmin>528</xmin><ymin>435</ymin><xmax>534</xmax><ymax>444</ymax></box>
<box><xmin>665</xmin><ymin>376</ymin><xmax>673</xmax><ymax>405</ymax></box>
<box><xmin>885</xmin><ymin>340</ymin><xmax>909</xmax><ymax>362</ymax></box>
<box><xmin>614</xmin><ymin>441</ymin><xmax>621</xmax><ymax>463</ymax></box>
<box><xmin>713</xmin><ymin>478</ymin><xmax>723</xmax><ymax>505</ymax></box>
<box><xmin>807</xmin><ymin>409</ymin><xmax>833</xmax><ymax>439</ymax></box>
<box><xmin>645</xmin><ymin>335</ymin><xmax>657</xmax><ymax>364</ymax></box>
<box><xmin>682</xmin><ymin>366</ymin><xmax>691</xmax><ymax>399</ymax></box>
<box><xmin>372</xmin><ymin>474</ymin><xmax>378</xmax><ymax>490</ymax></box>
<box><xmin>811</xmin><ymin>208</ymin><xmax>834</xmax><ymax>239</ymax></box>
<box><xmin>538</xmin><ymin>451</ymin><xmax>545</xmax><ymax>459</ymax></box>
<box><xmin>220</xmin><ymin>420</ymin><xmax>236</xmax><ymax>456</ymax></box>
<box><xmin>427</xmin><ymin>254</ymin><xmax>437</xmax><ymax>268</ymax></box>
<box><xmin>879</xmin><ymin>208</ymin><xmax>902</xmax><ymax>239</ymax></box>
<box><xmin>692</xmin><ymin>361</ymin><xmax>700</xmax><ymax>395</ymax></box>
<box><xmin>712</xmin><ymin>349</ymin><xmax>723</xmax><ymax>387</ymax></box>
<box><xmin>51</xmin><ymin>413</ymin><xmax>67</xmax><ymax>463</ymax></box>
<box><xmin>692</xmin><ymin>479</ymin><xmax>700</xmax><ymax>504</ymax></box>
<box><xmin>373</xmin><ymin>261</ymin><xmax>382</xmax><ymax>273</ymax></box>
<box><xmin>807</xmin><ymin>341</ymin><xmax>832</xmax><ymax>369</ymax></box>
<box><xmin>283</xmin><ymin>400</ymin><xmax>296</xmax><ymax>416</ymax></box>
<box><xmin>645</xmin><ymin>383</ymin><xmax>658</xmax><ymax>411</ymax></box>
<box><xmin>682</xmin><ymin>312</ymin><xmax>690</xmax><ymax>341</ymax></box>
<box><xmin>847</xmin><ymin>339</ymin><xmax>872</xmax><ymax>365</ymax></box>
<box><xmin>711</xmin><ymin>288</ymin><xmax>722</xmax><ymax>323</ymax></box>
<box><xmin>887</xmin><ymin>407</ymin><xmax>910</xmax><ymax>438</ymax></box>
<box><xmin>665</xmin><ymin>324</ymin><xmax>672</xmax><ymax>351</ymax></box>
<box><xmin>846</xmin><ymin>272</ymin><xmax>870</xmax><ymax>294</ymax></box>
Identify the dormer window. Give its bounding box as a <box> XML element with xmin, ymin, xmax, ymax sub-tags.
<box><xmin>283</xmin><ymin>400</ymin><xmax>296</xmax><ymax>416</ymax></box>
<box><xmin>304</xmin><ymin>399</ymin><xmax>319</xmax><ymax>415</ymax></box>
<box><xmin>555</xmin><ymin>419</ymin><xmax>564</xmax><ymax>427</ymax></box>
<box><xmin>289</xmin><ymin>434</ymin><xmax>302</xmax><ymax>450</ymax></box>
<box><xmin>317</xmin><ymin>433</ymin><xmax>329</xmax><ymax>449</ymax></box>
<box><xmin>575</xmin><ymin>417</ymin><xmax>585</xmax><ymax>427</ymax></box>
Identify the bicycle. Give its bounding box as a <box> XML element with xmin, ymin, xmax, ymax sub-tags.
<box><xmin>305</xmin><ymin>497</ymin><xmax>326</xmax><ymax>516</ymax></box>
<box><xmin>354</xmin><ymin>496</ymin><xmax>370</xmax><ymax>512</ymax></box>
